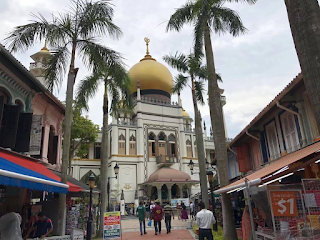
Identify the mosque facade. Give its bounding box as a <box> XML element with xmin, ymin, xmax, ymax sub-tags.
<box><xmin>71</xmin><ymin>40</ymin><xmax>225</xmax><ymax>204</ymax></box>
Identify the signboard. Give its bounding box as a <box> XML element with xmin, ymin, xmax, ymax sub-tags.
<box><xmin>29</xmin><ymin>115</ymin><xmax>42</xmax><ymax>155</ymax></box>
<box><xmin>71</xmin><ymin>228</ymin><xmax>84</xmax><ymax>240</ymax></box>
<box><xmin>171</xmin><ymin>198</ymin><xmax>190</xmax><ymax>207</ymax></box>
<box><xmin>270</xmin><ymin>191</ymin><xmax>298</xmax><ymax>217</ymax></box>
<box><xmin>104</xmin><ymin>211</ymin><xmax>121</xmax><ymax>239</ymax></box>
<box><xmin>311</xmin><ymin>163</ymin><xmax>319</xmax><ymax>174</ymax></box>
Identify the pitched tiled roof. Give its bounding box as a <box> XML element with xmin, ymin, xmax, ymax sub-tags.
<box><xmin>228</xmin><ymin>73</ymin><xmax>303</xmax><ymax>147</ymax></box>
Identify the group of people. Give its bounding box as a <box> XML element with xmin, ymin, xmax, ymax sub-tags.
<box><xmin>136</xmin><ymin>200</ymin><xmax>216</xmax><ymax>240</ymax></box>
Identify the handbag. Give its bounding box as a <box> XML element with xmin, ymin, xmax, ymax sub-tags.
<box><xmin>147</xmin><ymin>220</ymin><xmax>152</xmax><ymax>226</ymax></box>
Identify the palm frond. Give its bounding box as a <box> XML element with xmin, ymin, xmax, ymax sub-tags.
<box><xmin>163</xmin><ymin>52</ymin><xmax>189</xmax><ymax>73</ymax></box>
<box><xmin>76</xmin><ymin>72</ymin><xmax>102</xmax><ymax>111</ymax></box>
<box><xmin>172</xmin><ymin>74</ymin><xmax>189</xmax><ymax>94</ymax></box>
<box><xmin>78</xmin><ymin>0</ymin><xmax>122</xmax><ymax>39</ymax></box>
<box><xmin>221</xmin><ymin>0</ymin><xmax>257</xmax><ymax>4</ymax></box>
<box><xmin>193</xmin><ymin>4</ymin><xmax>207</xmax><ymax>58</ymax></box>
<box><xmin>77</xmin><ymin>39</ymin><xmax>124</xmax><ymax>73</ymax></box>
<box><xmin>194</xmin><ymin>81</ymin><xmax>205</xmax><ymax>105</ymax></box>
<box><xmin>209</xmin><ymin>5</ymin><xmax>247</xmax><ymax>36</ymax></box>
<box><xmin>166</xmin><ymin>1</ymin><xmax>195</xmax><ymax>32</ymax></box>
<box><xmin>108</xmin><ymin>80</ymin><xmax>122</xmax><ymax>116</ymax></box>
<box><xmin>195</xmin><ymin>65</ymin><xmax>208</xmax><ymax>80</ymax></box>
<box><xmin>43</xmin><ymin>44</ymin><xmax>70</xmax><ymax>92</ymax></box>
<box><xmin>216</xmin><ymin>72</ymin><xmax>222</xmax><ymax>82</ymax></box>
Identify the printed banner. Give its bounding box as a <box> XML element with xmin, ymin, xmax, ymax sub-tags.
<box><xmin>171</xmin><ymin>198</ymin><xmax>190</xmax><ymax>207</ymax></box>
<box><xmin>29</xmin><ymin>115</ymin><xmax>42</xmax><ymax>155</ymax></box>
<box><xmin>103</xmin><ymin>211</ymin><xmax>121</xmax><ymax>239</ymax></box>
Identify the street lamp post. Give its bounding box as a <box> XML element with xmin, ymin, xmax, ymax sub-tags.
<box><xmin>87</xmin><ymin>174</ymin><xmax>95</xmax><ymax>240</ymax></box>
<box><xmin>107</xmin><ymin>163</ymin><xmax>119</xmax><ymax>212</ymax></box>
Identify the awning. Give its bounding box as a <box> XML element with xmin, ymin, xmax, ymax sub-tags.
<box><xmin>215</xmin><ymin>141</ymin><xmax>320</xmax><ymax>194</ymax></box>
<box><xmin>0</xmin><ymin>150</ymin><xmax>82</xmax><ymax>192</ymax></box>
<box><xmin>0</xmin><ymin>157</ymin><xmax>69</xmax><ymax>193</ymax></box>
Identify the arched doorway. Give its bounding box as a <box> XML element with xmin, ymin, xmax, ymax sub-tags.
<box><xmin>171</xmin><ymin>184</ymin><xmax>180</xmax><ymax>199</ymax></box>
<box><xmin>151</xmin><ymin>186</ymin><xmax>158</xmax><ymax>200</ymax></box>
<box><xmin>161</xmin><ymin>184</ymin><xmax>168</xmax><ymax>202</ymax></box>
<box><xmin>0</xmin><ymin>87</ymin><xmax>11</xmax><ymax>104</ymax></box>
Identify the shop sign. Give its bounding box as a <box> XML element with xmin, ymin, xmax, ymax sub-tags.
<box><xmin>29</xmin><ymin>115</ymin><xmax>42</xmax><ymax>155</ymax></box>
<box><xmin>270</xmin><ymin>191</ymin><xmax>298</xmax><ymax>217</ymax></box>
<box><xmin>104</xmin><ymin>211</ymin><xmax>121</xmax><ymax>239</ymax></box>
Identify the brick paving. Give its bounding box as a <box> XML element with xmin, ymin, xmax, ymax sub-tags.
<box><xmin>116</xmin><ymin>229</ymin><xmax>194</xmax><ymax>240</ymax></box>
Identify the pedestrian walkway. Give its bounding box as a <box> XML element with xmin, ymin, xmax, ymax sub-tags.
<box><xmin>116</xmin><ymin>230</ymin><xmax>194</xmax><ymax>240</ymax></box>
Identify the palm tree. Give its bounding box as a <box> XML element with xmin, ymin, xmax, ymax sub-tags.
<box><xmin>284</xmin><ymin>0</ymin><xmax>320</xmax><ymax>132</ymax></box>
<box><xmin>166</xmin><ymin>1</ymin><xmax>256</xmax><ymax>239</ymax></box>
<box><xmin>163</xmin><ymin>52</ymin><xmax>221</xmax><ymax>209</ymax></box>
<box><xmin>76</xmin><ymin>62</ymin><xmax>132</xmax><ymax>236</ymax></box>
<box><xmin>5</xmin><ymin>0</ymin><xmax>124</xmax><ymax>234</ymax></box>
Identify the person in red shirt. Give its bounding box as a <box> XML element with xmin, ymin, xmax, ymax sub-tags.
<box><xmin>152</xmin><ymin>201</ymin><xmax>163</xmax><ymax>235</ymax></box>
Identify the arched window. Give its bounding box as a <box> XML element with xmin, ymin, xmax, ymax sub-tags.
<box><xmin>148</xmin><ymin>132</ymin><xmax>156</xmax><ymax>157</ymax></box>
<box><xmin>129</xmin><ymin>134</ymin><xmax>136</xmax><ymax>155</ymax></box>
<box><xmin>15</xmin><ymin>99</ymin><xmax>24</xmax><ymax>111</ymax></box>
<box><xmin>48</xmin><ymin>126</ymin><xmax>58</xmax><ymax>164</ymax></box>
<box><xmin>186</xmin><ymin>139</ymin><xmax>192</xmax><ymax>158</ymax></box>
<box><xmin>0</xmin><ymin>87</ymin><xmax>11</xmax><ymax>104</ymax></box>
<box><xmin>118</xmin><ymin>134</ymin><xmax>126</xmax><ymax>155</ymax></box>
<box><xmin>194</xmin><ymin>140</ymin><xmax>198</xmax><ymax>158</ymax></box>
<box><xmin>168</xmin><ymin>134</ymin><xmax>176</xmax><ymax>157</ymax></box>
<box><xmin>157</xmin><ymin>132</ymin><xmax>167</xmax><ymax>157</ymax></box>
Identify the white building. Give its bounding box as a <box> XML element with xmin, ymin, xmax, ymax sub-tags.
<box><xmin>71</xmin><ymin>41</ymin><xmax>226</xmax><ymax>204</ymax></box>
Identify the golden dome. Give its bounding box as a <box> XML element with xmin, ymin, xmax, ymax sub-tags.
<box><xmin>128</xmin><ymin>38</ymin><xmax>173</xmax><ymax>94</ymax></box>
<box><xmin>182</xmin><ymin>108</ymin><xmax>190</xmax><ymax>117</ymax></box>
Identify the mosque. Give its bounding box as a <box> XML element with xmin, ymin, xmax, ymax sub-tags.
<box><xmin>70</xmin><ymin>38</ymin><xmax>224</xmax><ymax>204</ymax></box>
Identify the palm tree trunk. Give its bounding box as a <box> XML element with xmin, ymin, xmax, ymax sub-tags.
<box><xmin>99</xmin><ymin>81</ymin><xmax>109</xmax><ymax>236</ymax></box>
<box><xmin>204</xmin><ymin>25</ymin><xmax>237</xmax><ymax>240</ymax></box>
<box><xmin>285</xmin><ymin>0</ymin><xmax>320</xmax><ymax>133</ymax></box>
<box><xmin>191</xmin><ymin>77</ymin><xmax>209</xmax><ymax>209</ymax></box>
<box><xmin>57</xmin><ymin>43</ymin><xmax>77</xmax><ymax>235</ymax></box>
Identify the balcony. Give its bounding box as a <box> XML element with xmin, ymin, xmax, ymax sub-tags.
<box><xmin>156</xmin><ymin>155</ymin><xmax>176</xmax><ymax>165</ymax></box>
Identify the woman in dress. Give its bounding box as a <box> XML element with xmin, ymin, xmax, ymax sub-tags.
<box><xmin>181</xmin><ymin>203</ymin><xmax>188</xmax><ymax>221</ymax></box>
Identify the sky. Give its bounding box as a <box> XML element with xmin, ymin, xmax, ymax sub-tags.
<box><xmin>0</xmin><ymin>0</ymin><xmax>301</xmax><ymax>138</ymax></box>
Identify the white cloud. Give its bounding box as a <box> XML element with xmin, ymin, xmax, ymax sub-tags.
<box><xmin>0</xmin><ymin>0</ymin><xmax>301</xmax><ymax>138</ymax></box>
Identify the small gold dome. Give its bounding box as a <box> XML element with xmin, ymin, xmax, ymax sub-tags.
<box><xmin>182</xmin><ymin>108</ymin><xmax>190</xmax><ymax>117</ymax></box>
<box><xmin>128</xmin><ymin>38</ymin><xmax>173</xmax><ymax>95</ymax></box>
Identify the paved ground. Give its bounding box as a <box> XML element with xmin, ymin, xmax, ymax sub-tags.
<box><xmin>115</xmin><ymin>229</ymin><xmax>194</xmax><ymax>240</ymax></box>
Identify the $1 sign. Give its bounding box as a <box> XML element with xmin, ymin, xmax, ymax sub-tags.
<box><xmin>270</xmin><ymin>191</ymin><xmax>298</xmax><ymax>217</ymax></box>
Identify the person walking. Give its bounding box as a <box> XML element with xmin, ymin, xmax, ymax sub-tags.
<box><xmin>145</xmin><ymin>202</ymin><xmax>151</xmax><ymax>220</ymax></box>
<box><xmin>152</xmin><ymin>200</ymin><xmax>163</xmax><ymax>235</ymax></box>
<box><xmin>137</xmin><ymin>202</ymin><xmax>147</xmax><ymax>236</ymax></box>
<box><xmin>176</xmin><ymin>202</ymin><xmax>182</xmax><ymax>220</ymax></box>
<box><xmin>163</xmin><ymin>204</ymin><xmax>174</xmax><ymax>234</ymax></box>
<box><xmin>190</xmin><ymin>201</ymin><xmax>195</xmax><ymax>219</ymax></box>
<box><xmin>196</xmin><ymin>202</ymin><xmax>216</xmax><ymax>240</ymax></box>
<box><xmin>181</xmin><ymin>203</ymin><xmax>188</xmax><ymax>221</ymax></box>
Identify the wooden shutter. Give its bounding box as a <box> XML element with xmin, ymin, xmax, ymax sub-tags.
<box><xmin>281</xmin><ymin>113</ymin><xmax>299</xmax><ymax>153</ymax></box>
<box><xmin>259</xmin><ymin>131</ymin><xmax>268</xmax><ymax>163</ymax></box>
<box><xmin>0</xmin><ymin>104</ymin><xmax>20</xmax><ymax>149</ymax></box>
<box><xmin>51</xmin><ymin>136</ymin><xmax>58</xmax><ymax>164</ymax></box>
<box><xmin>0</xmin><ymin>96</ymin><xmax>4</xmax><ymax>129</ymax></box>
<box><xmin>266</xmin><ymin>121</ymin><xmax>280</xmax><ymax>160</ymax></box>
<box><xmin>14</xmin><ymin>113</ymin><xmax>33</xmax><ymax>152</ymax></box>
<box><xmin>237</xmin><ymin>146</ymin><xmax>246</xmax><ymax>172</ymax></box>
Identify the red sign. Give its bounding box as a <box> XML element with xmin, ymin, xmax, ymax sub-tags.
<box><xmin>270</xmin><ymin>191</ymin><xmax>298</xmax><ymax>217</ymax></box>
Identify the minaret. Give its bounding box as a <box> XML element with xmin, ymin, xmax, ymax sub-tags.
<box><xmin>29</xmin><ymin>42</ymin><xmax>51</xmax><ymax>87</ymax></box>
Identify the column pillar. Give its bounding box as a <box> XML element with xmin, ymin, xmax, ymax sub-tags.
<box><xmin>167</xmin><ymin>184</ymin><xmax>172</xmax><ymax>203</ymax></box>
<box><xmin>41</xmin><ymin>124</ymin><xmax>50</xmax><ymax>163</ymax></box>
<box><xmin>157</xmin><ymin>187</ymin><xmax>162</xmax><ymax>201</ymax></box>
<box><xmin>179</xmin><ymin>186</ymin><xmax>183</xmax><ymax>198</ymax></box>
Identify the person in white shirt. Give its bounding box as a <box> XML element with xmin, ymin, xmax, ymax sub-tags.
<box><xmin>190</xmin><ymin>201</ymin><xmax>195</xmax><ymax>219</ymax></box>
<box><xmin>196</xmin><ymin>201</ymin><xmax>216</xmax><ymax>240</ymax></box>
<box><xmin>150</xmin><ymin>201</ymin><xmax>155</xmax><ymax>211</ymax></box>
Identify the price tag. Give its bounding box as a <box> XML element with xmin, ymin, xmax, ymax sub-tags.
<box><xmin>270</xmin><ymin>191</ymin><xmax>298</xmax><ymax>217</ymax></box>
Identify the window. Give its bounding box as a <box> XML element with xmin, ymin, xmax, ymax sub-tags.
<box><xmin>281</xmin><ymin>112</ymin><xmax>300</xmax><ymax>153</ymax></box>
<box><xmin>168</xmin><ymin>134</ymin><xmax>176</xmax><ymax>157</ymax></box>
<box><xmin>48</xmin><ymin>126</ymin><xmax>58</xmax><ymax>164</ymax></box>
<box><xmin>148</xmin><ymin>132</ymin><xmax>156</xmax><ymax>157</ymax></box>
<box><xmin>118</xmin><ymin>134</ymin><xmax>125</xmax><ymax>155</ymax></box>
<box><xmin>94</xmin><ymin>143</ymin><xmax>101</xmax><ymax>159</ymax></box>
<box><xmin>265</xmin><ymin>121</ymin><xmax>280</xmax><ymax>160</ymax></box>
<box><xmin>157</xmin><ymin>132</ymin><xmax>167</xmax><ymax>157</ymax></box>
<box><xmin>0</xmin><ymin>87</ymin><xmax>11</xmax><ymax>104</ymax></box>
<box><xmin>194</xmin><ymin>141</ymin><xmax>198</xmax><ymax>158</ymax></box>
<box><xmin>129</xmin><ymin>134</ymin><xmax>136</xmax><ymax>155</ymax></box>
<box><xmin>186</xmin><ymin>139</ymin><xmax>192</xmax><ymax>158</ymax></box>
